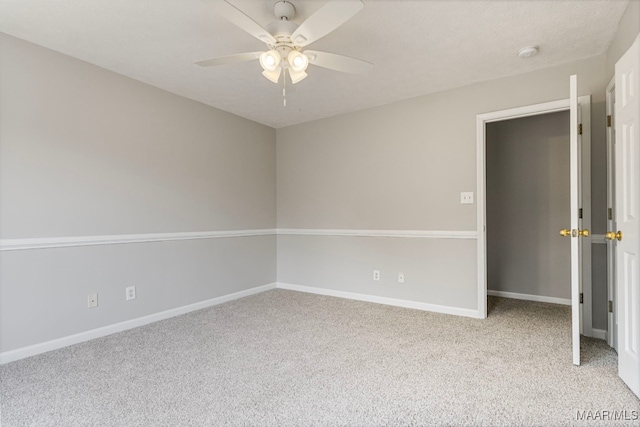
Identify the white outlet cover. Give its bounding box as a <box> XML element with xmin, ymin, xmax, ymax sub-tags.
<box><xmin>88</xmin><ymin>293</ymin><xmax>98</xmax><ymax>308</ymax></box>
<box><xmin>126</xmin><ymin>286</ymin><xmax>136</xmax><ymax>301</ymax></box>
<box><xmin>398</xmin><ymin>273</ymin><xmax>405</xmax><ymax>283</ymax></box>
<box><xmin>461</xmin><ymin>192</ymin><xmax>474</xmax><ymax>204</ymax></box>
<box><xmin>373</xmin><ymin>270</ymin><xmax>380</xmax><ymax>281</ymax></box>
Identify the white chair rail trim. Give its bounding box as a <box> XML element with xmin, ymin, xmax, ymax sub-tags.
<box><xmin>277</xmin><ymin>229</ymin><xmax>478</xmax><ymax>239</ymax></box>
<box><xmin>0</xmin><ymin>229</ymin><xmax>278</xmax><ymax>251</ymax></box>
<box><xmin>0</xmin><ymin>228</ymin><xmax>478</xmax><ymax>251</ymax></box>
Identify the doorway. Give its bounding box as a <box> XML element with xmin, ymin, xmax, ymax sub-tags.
<box><xmin>475</xmin><ymin>96</ymin><xmax>593</xmax><ymax>345</ymax></box>
<box><xmin>485</xmin><ymin>110</ymin><xmax>572</xmax><ymax>307</ymax></box>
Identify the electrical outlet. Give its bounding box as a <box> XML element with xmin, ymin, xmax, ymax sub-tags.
<box><xmin>126</xmin><ymin>286</ymin><xmax>136</xmax><ymax>301</ymax></box>
<box><xmin>87</xmin><ymin>293</ymin><xmax>98</xmax><ymax>308</ymax></box>
<box><xmin>398</xmin><ymin>273</ymin><xmax>405</xmax><ymax>283</ymax></box>
<box><xmin>461</xmin><ymin>192</ymin><xmax>474</xmax><ymax>204</ymax></box>
<box><xmin>373</xmin><ymin>270</ymin><xmax>380</xmax><ymax>281</ymax></box>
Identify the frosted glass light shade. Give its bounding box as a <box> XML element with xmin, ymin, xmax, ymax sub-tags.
<box><xmin>259</xmin><ymin>50</ymin><xmax>281</xmax><ymax>71</ymax></box>
<box><xmin>289</xmin><ymin>68</ymin><xmax>308</xmax><ymax>84</ymax></box>
<box><xmin>262</xmin><ymin>67</ymin><xmax>282</xmax><ymax>83</ymax></box>
<box><xmin>288</xmin><ymin>51</ymin><xmax>309</xmax><ymax>73</ymax></box>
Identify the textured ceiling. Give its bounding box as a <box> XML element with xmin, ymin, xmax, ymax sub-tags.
<box><xmin>0</xmin><ymin>0</ymin><xmax>630</xmax><ymax>128</ymax></box>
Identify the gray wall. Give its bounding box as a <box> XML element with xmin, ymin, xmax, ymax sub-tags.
<box><xmin>592</xmin><ymin>244</ymin><xmax>609</xmax><ymax>331</ymax></box>
<box><xmin>605</xmin><ymin>0</ymin><xmax>640</xmax><ymax>78</ymax></box>
<box><xmin>486</xmin><ymin>111</ymin><xmax>571</xmax><ymax>299</ymax></box>
<box><xmin>591</xmin><ymin>101</ymin><xmax>609</xmax><ymax>236</ymax></box>
<box><xmin>0</xmin><ymin>35</ymin><xmax>275</xmax><ymax>238</ymax></box>
<box><xmin>591</xmin><ymin>100</ymin><xmax>609</xmax><ymax>331</ymax></box>
<box><xmin>278</xmin><ymin>236</ymin><xmax>478</xmax><ymax>309</ymax></box>
<box><xmin>277</xmin><ymin>54</ymin><xmax>607</xmax><ymax>312</ymax></box>
<box><xmin>0</xmin><ymin>34</ymin><xmax>277</xmax><ymax>353</ymax></box>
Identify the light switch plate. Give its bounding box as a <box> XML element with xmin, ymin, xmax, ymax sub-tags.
<box><xmin>461</xmin><ymin>192</ymin><xmax>474</xmax><ymax>204</ymax></box>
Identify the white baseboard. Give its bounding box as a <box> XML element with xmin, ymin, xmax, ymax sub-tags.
<box><xmin>276</xmin><ymin>282</ymin><xmax>482</xmax><ymax>319</ymax></box>
<box><xmin>487</xmin><ymin>290</ymin><xmax>571</xmax><ymax>306</ymax></box>
<box><xmin>592</xmin><ymin>328</ymin><xmax>607</xmax><ymax>340</ymax></box>
<box><xmin>0</xmin><ymin>283</ymin><xmax>277</xmax><ymax>365</ymax></box>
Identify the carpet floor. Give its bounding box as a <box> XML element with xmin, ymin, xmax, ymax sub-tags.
<box><xmin>1</xmin><ymin>289</ymin><xmax>639</xmax><ymax>426</ymax></box>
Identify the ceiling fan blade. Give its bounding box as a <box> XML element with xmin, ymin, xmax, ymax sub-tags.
<box><xmin>290</xmin><ymin>0</ymin><xmax>364</xmax><ymax>47</ymax></box>
<box><xmin>305</xmin><ymin>50</ymin><xmax>373</xmax><ymax>75</ymax></box>
<box><xmin>195</xmin><ymin>51</ymin><xmax>262</xmax><ymax>67</ymax></box>
<box><xmin>213</xmin><ymin>0</ymin><xmax>276</xmax><ymax>45</ymax></box>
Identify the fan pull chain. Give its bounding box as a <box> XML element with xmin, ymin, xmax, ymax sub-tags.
<box><xmin>282</xmin><ymin>74</ymin><xmax>287</xmax><ymax>107</ymax></box>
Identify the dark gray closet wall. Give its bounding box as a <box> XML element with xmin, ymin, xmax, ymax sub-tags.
<box><xmin>486</xmin><ymin>111</ymin><xmax>571</xmax><ymax>300</ymax></box>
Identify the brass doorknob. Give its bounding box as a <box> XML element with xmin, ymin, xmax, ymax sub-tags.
<box><xmin>578</xmin><ymin>229</ymin><xmax>590</xmax><ymax>237</ymax></box>
<box><xmin>559</xmin><ymin>229</ymin><xmax>572</xmax><ymax>237</ymax></box>
<box><xmin>605</xmin><ymin>231</ymin><xmax>623</xmax><ymax>241</ymax></box>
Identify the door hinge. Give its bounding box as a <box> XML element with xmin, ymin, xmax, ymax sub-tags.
<box><xmin>607</xmin><ymin>115</ymin><xmax>612</xmax><ymax>127</ymax></box>
<box><xmin>580</xmin><ymin>293</ymin><xmax>584</xmax><ymax>304</ymax></box>
<box><xmin>608</xmin><ymin>300</ymin><xmax>613</xmax><ymax>313</ymax></box>
<box><xmin>579</xmin><ymin>208</ymin><xmax>583</xmax><ymax>219</ymax></box>
<box><xmin>608</xmin><ymin>208</ymin><xmax>613</xmax><ymax>220</ymax></box>
<box><xmin>578</xmin><ymin>124</ymin><xmax>583</xmax><ymax>135</ymax></box>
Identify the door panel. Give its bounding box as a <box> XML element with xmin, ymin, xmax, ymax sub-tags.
<box><xmin>615</xmin><ymin>34</ymin><xmax>640</xmax><ymax>398</ymax></box>
<box><xmin>570</xmin><ymin>74</ymin><xmax>581</xmax><ymax>366</ymax></box>
<box><xmin>623</xmin><ymin>253</ymin><xmax>638</xmax><ymax>355</ymax></box>
<box><xmin>606</xmin><ymin>80</ymin><xmax>617</xmax><ymax>350</ymax></box>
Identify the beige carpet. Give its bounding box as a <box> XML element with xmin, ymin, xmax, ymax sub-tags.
<box><xmin>1</xmin><ymin>290</ymin><xmax>639</xmax><ymax>426</ymax></box>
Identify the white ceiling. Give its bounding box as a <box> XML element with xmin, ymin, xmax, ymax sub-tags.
<box><xmin>0</xmin><ymin>0</ymin><xmax>630</xmax><ymax>128</ymax></box>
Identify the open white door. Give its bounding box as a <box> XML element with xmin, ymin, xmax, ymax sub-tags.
<box><xmin>614</xmin><ymin>34</ymin><xmax>640</xmax><ymax>398</ymax></box>
<box><xmin>569</xmin><ymin>75</ymin><xmax>582</xmax><ymax>366</ymax></box>
<box><xmin>606</xmin><ymin>78</ymin><xmax>618</xmax><ymax>351</ymax></box>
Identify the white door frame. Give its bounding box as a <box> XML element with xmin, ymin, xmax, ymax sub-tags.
<box><xmin>606</xmin><ymin>77</ymin><xmax>618</xmax><ymax>349</ymax></box>
<box><xmin>476</xmin><ymin>97</ymin><xmax>592</xmax><ymax>336</ymax></box>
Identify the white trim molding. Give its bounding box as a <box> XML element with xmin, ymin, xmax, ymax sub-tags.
<box><xmin>487</xmin><ymin>290</ymin><xmax>571</xmax><ymax>306</ymax></box>
<box><xmin>1</xmin><ymin>228</ymin><xmax>479</xmax><ymax>252</ymax></box>
<box><xmin>591</xmin><ymin>234</ymin><xmax>607</xmax><ymax>244</ymax></box>
<box><xmin>276</xmin><ymin>229</ymin><xmax>477</xmax><ymax>239</ymax></box>
<box><xmin>277</xmin><ymin>282</ymin><xmax>482</xmax><ymax>319</ymax></box>
<box><xmin>592</xmin><ymin>328</ymin><xmax>607</xmax><ymax>341</ymax></box>
<box><xmin>0</xmin><ymin>229</ymin><xmax>277</xmax><ymax>251</ymax></box>
<box><xmin>0</xmin><ymin>283</ymin><xmax>277</xmax><ymax>365</ymax></box>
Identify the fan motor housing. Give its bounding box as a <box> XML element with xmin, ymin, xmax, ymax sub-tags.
<box><xmin>266</xmin><ymin>20</ymin><xmax>298</xmax><ymax>39</ymax></box>
<box><xmin>274</xmin><ymin>1</ymin><xmax>296</xmax><ymax>21</ymax></box>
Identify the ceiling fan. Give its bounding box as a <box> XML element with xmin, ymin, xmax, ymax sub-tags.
<box><xmin>196</xmin><ymin>0</ymin><xmax>373</xmax><ymax>85</ymax></box>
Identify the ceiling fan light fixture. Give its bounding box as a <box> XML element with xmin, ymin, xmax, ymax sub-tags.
<box><xmin>260</xmin><ymin>50</ymin><xmax>281</xmax><ymax>71</ymax></box>
<box><xmin>200</xmin><ymin>0</ymin><xmax>373</xmax><ymax>91</ymax></box>
<box><xmin>262</xmin><ymin>67</ymin><xmax>282</xmax><ymax>83</ymax></box>
<box><xmin>288</xmin><ymin>51</ymin><xmax>309</xmax><ymax>73</ymax></box>
<box><xmin>289</xmin><ymin>68</ymin><xmax>308</xmax><ymax>84</ymax></box>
